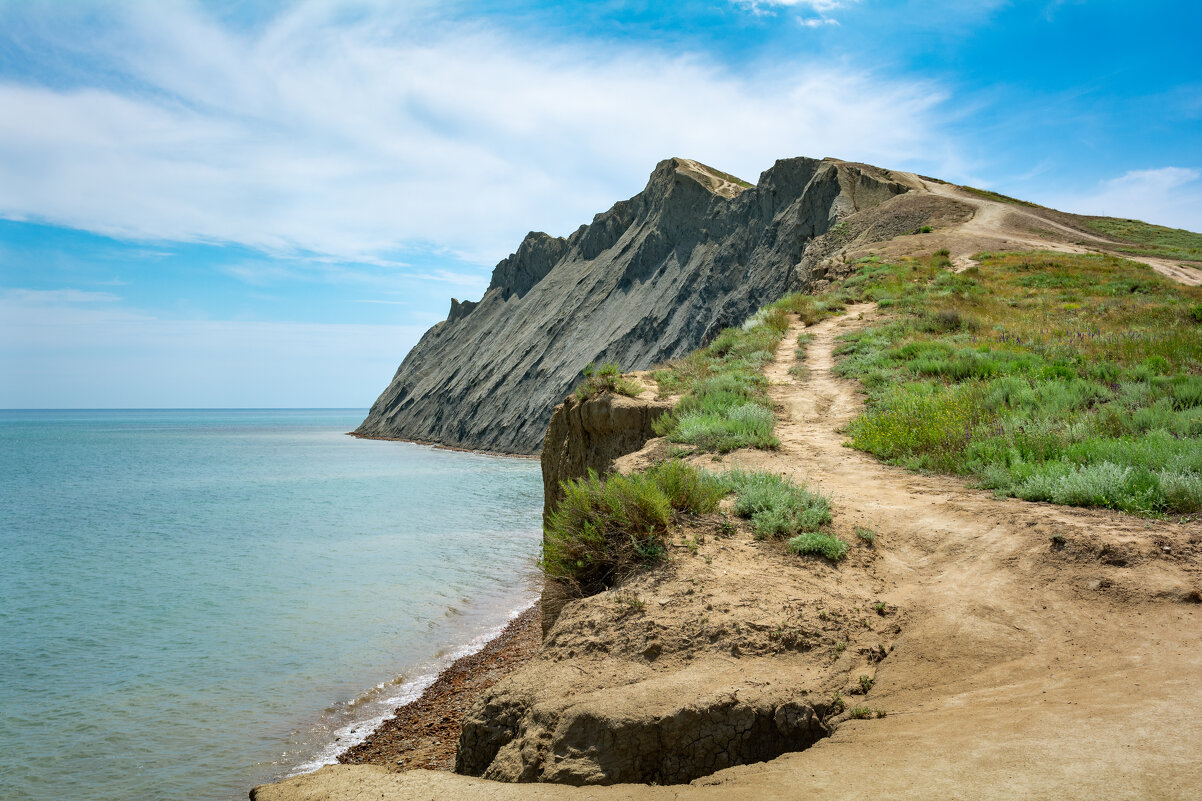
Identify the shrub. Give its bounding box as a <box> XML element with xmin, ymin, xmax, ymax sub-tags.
<box><xmin>671</xmin><ymin>403</ymin><xmax>779</xmax><ymax>453</ymax></box>
<box><xmin>575</xmin><ymin>362</ymin><xmax>642</xmax><ymax>400</ymax></box>
<box><xmin>787</xmin><ymin>532</ymin><xmax>850</xmax><ymax>561</ymax></box>
<box><xmin>1190</xmin><ymin>304</ymin><xmax>1202</xmax><ymax>323</ymax></box>
<box><xmin>719</xmin><ymin>469</ymin><xmax>832</xmax><ymax>538</ymax></box>
<box><xmin>542</xmin><ymin>463</ymin><xmax>726</xmax><ymax>595</ymax></box>
<box><xmin>855</xmin><ymin>527</ymin><xmax>877</xmax><ymax>545</ymax></box>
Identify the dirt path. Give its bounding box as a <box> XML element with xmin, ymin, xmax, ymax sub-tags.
<box><xmin>895</xmin><ymin>173</ymin><xmax>1202</xmax><ymax>286</ymax></box>
<box><xmin>709</xmin><ymin>307</ymin><xmax>1202</xmax><ymax>798</ymax></box>
<box><xmin>258</xmin><ymin>311</ymin><xmax>1202</xmax><ymax>800</ymax></box>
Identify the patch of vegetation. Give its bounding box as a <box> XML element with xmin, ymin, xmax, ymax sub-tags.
<box><xmin>652</xmin><ymin>294</ymin><xmax>845</xmax><ymax>452</ymax></box>
<box><xmin>831</xmin><ymin>250</ymin><xmax>1202</xmax><ymax>517</ymax></box>
<box><xmin>651</xmin><ymin>280</ymin><xmax>855</xmax><ymax>452</ymax></box>
<box><xmin>855</xmin><ymin>526</ymin><xmax>877</xmax><ymax>545</ymax></box>
<box><xmin>574</xmin><ymin>362</ymin><xmax>643</xmax><ymax>401</ymax></box>
<box><xmin>787</xmin><ymin>532</ymin><xmax>849</xmax><ymax>561</ymax></box>
<box><xmin>709</xmin><ymin>166</ymin><xmax>754</xmax><ymax>190</ymax></box>
<box><xmin>542</xmin><ymin>462</ymin><xmax>726</xmax><ymax>596</ymax></box>
<box><xmin>961</xmin><ymin>185</ymin><xmax>1039</xmax><ymax>208</ymax></box>
<box><xmin>1081</xmin><ymin>217</ymin><xmax>1202</xmax><ymax>263</ymax></box>
<box><xmin>775</xmin><ymin>294</ymin><xmax>845</xmax><ymax>327</ymax></box>
<box><xmin>858</xmin><ymin>675</ymin><xmax>874</xmax><ymax>694</ymax></box>
<box><xmin>612</xmin><ymin>592</ymin><xmax>646</xmax><ymax>612</ymax></box>
<box><xmin>651</xmin><ymin>308</ymin><xmax>787</xmax><ymax>452</ymax></box>
<box><xmin>718</xmin><ymin>469</ymin><xmax>833</xmax><ymax>540</ymax></box>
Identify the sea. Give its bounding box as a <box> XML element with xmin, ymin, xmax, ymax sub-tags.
<box><xmin>0</xmin><ymin>409</ymin><xmax>544</xmax><ymax>801</ymax></box>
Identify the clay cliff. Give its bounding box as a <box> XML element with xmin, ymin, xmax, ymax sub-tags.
<box><xmin>355</xmin><ymin>157</ymin><xmax>917</xmax><ymax>453</ymax></box>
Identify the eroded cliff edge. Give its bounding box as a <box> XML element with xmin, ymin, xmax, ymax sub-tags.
<box><xmin>355</xmin><ymin>156</ymin><xmax>915</xmax><ymax>453</ymax></box>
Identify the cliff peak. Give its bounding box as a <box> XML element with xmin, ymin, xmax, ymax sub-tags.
<box><xmin>354</xmin><ymin>154</ymin><xmax>918</xmax><ymax>453</ymax></box>
<box><xmin>657</xmin><ymin>157</ymin><xmax>754</xmax><ymax>198</ymax></box>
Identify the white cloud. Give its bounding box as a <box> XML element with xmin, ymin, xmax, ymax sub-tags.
<box><xmin>0</xmin><ymin>0</ymin><xmax>946</xmax><ymax>267</ymax></box>
<box><xmin>1050</xmin><ymin>167</ymin><xmax>1202</xmax><ymax>233</ymax></box>
<box><xmin>733</xmin><ymin>0</ymin><xmax>853</xmax><ymax>12</ymax></box>
<box><xmin>2</xmin><ymin>288</ymin><xmax>121</xmax><ymax>304</ymax></box>
<box><xmin>730</xmin><ymin>0</ymin><xmax>855</xmax><ymax>15</ymax></box>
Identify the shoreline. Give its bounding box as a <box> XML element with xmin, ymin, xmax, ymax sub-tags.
<box><xmin>335</xmin><ymin>602</ymin><xmax>542</xmax><ymax>772</ymax></box>
<box><xmin>347</xmin><ymin>431</ymin><xmax>539</xmax><ymax>460</ymax></box>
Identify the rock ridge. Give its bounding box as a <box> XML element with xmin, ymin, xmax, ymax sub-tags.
<box><xmin>355</xmin><ymin>156</ymin><xmax>914</xmax><ymax>453</ymax></box>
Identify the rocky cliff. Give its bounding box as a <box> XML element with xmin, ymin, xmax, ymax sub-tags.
<box><xmin>355</xmin><ymin>157</ymin><xmax>916</xmax><ymax>453</ymax></box>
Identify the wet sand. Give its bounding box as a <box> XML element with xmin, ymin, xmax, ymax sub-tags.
<box><xmin>337</xmin><ymin>603</ymin><xmax>541</xmax><ymax>772</ymax></box>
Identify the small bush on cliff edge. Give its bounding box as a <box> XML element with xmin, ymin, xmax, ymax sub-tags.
<box><xmin>574</xmin><ymin>362</ymin><xmax>643</xmax><ymax>401</ymax></box>
<box><xmin>542</xmin><ymin>462</ymin><xmax>726</xmax><ymax>596</ymax></box>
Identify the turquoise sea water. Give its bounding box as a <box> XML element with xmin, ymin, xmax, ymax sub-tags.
<box><xmin>0</xmin><ymin>409</ymin><xmax>543</xmax><ymax>801</ymax></box>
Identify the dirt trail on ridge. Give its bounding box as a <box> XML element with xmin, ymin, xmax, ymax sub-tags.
<box><xmin>890</xmin><ymin>173</ymin><xmax>1202</xmax><ymax>286</ymax></box>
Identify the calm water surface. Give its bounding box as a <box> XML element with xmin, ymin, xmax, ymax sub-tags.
<box><xmin>0</xmin><ymin>409</ymin><xmax>542</xmax><ymax>800</ymax></box>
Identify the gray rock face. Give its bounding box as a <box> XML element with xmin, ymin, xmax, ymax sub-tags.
<box><xmin>356</xmin><ymin>156</ymin><xmax>912</xmax><ymax>453</ymax></box>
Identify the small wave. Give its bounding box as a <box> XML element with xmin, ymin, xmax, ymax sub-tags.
<box><xmin>286</xmin><ymin>595</ymin><xmax>536</xmax><ymax>778</ymax></box>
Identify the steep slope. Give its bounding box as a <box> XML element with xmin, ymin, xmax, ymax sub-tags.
<box><xmin>355</xmin><ymin>157</ymin><xmax>918</xmax><ymax>453</ymax></box>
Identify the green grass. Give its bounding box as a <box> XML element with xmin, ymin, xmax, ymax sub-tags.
<box><xmin>961</xmin><ymin>185</ymin><xmax>1039</xmax><ymax>208</ymax></box>
<box><xmin>542</xmin><ymin>461</ymin><xmax>726</xmax><ymax>596</ymax></box>
<box><xmin>717</xmin><ymin>470</ymin><xmax>847</xmax><ymax>562</ymax></box>
<box><xmin>574</xmin><ymin>362</ymin><xmax>643</xmax><ymax>401</ymax></box>
<box><xmin>718</xmin><ymin>469</ymin><xmax>833</xmax><ymax>539</ymax></box>
<box><xmin>652</xmin><ymin>294</ymin><xmax>842</xmax><ymax>452</ymax></box>
<box><xmin>830</xmin><ymin>250</ymin><xmax>1202</xmax><ymax>517</ymax></box>
<box><xmin>787</xmin><ymin>532</ymin><xmax>849</xmax><ymax>560</ymax></box>
<box><xmin>651</xmin><ymin>306</ymin><xmax>787</xmax><ymax>452</ymax></box>
<box><xmin>1081</xmin><ymin>217</ymin><xmax>1202</xmax><ymax>263</ymax></box>
<box><xmin>709</xmin><ymin>166</ymin><xmax>754</xmax><ymax>190</ymax></box>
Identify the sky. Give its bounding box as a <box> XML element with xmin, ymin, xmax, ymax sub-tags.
<box><xmin>1</xmin><ymin>0</ymin><xmax>1199</xmax><ymax>408</ymax></box>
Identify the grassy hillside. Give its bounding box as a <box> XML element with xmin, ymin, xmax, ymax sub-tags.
<box><xmin>1079</xmin><ymin>217</ymin><xmax>1202</xmax><ymax>263</ymax></box>
<box><xmin>829</xmin><ymin>250</ymin><xmax>1202</xmax><ymax>517</ymax></box>
<box><xmin>650</xmin><ymin>295</ymin><xmax>840</xmax><ymax>452</ymax></box>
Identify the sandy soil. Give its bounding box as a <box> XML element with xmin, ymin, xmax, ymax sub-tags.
<box><xmin>256</xmin><ymin>307</ymin><xmax>1202</xmax><ymax>800</ymax></box>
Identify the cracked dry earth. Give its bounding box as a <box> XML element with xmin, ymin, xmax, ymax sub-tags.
<box><xmin>257</xmin><ymin>308</ymin><xmax>1202</xmax><ymax>801</ymax></box>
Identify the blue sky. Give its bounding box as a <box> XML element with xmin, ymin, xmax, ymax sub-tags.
<box><xmin>1</xmin><ymin>0</ymin><xmax>1199</xmax><ymax>407</ymax></box>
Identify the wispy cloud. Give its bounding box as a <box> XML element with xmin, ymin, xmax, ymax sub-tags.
<box><xmin>3</xmin><ymin>288</ymin><xmax>122</xmax><ymax>304</ymax></box>
<box><xmin>798</xmin><ymin>17</ymin><xmax>840</xmax><ymax>27</ymax></box>
<box><xmin>733</xmin><ymin>0</ymin><xmax>854</xmax><ymax>12</ymax></box>
<box><xmin>1049</xmin><ymin>167</ymin><xmax>1202</xmax><ymax>233</ymax></box>
<box><xmin>0</xmin><ymin>1</ymin><xmax>948</xmax><ymax>266</ymax></box>
<box><xmin>732</xmin><ymin>0</ymin><xmax>854</xmax><ymax>19</ymax></box>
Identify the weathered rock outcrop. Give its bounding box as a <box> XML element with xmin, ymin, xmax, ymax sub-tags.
<box><xmin>538</xmin><ymin>386</ymin><xmax>674</xmax><ymax>633</ymax></box>
<box><xmin>539</xmin><ymin>389</ymin><xmax>672</xmax><ymax>519</ymax></box>
<box><xmin>456</xmin><ymin>669</ymin><xmax>832</xmax><ymax>786</ymax></box>
<box><xmin>356</xmin><ymin>157</ymin><xmax>916</xmax><ymax>453</ymax></box>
